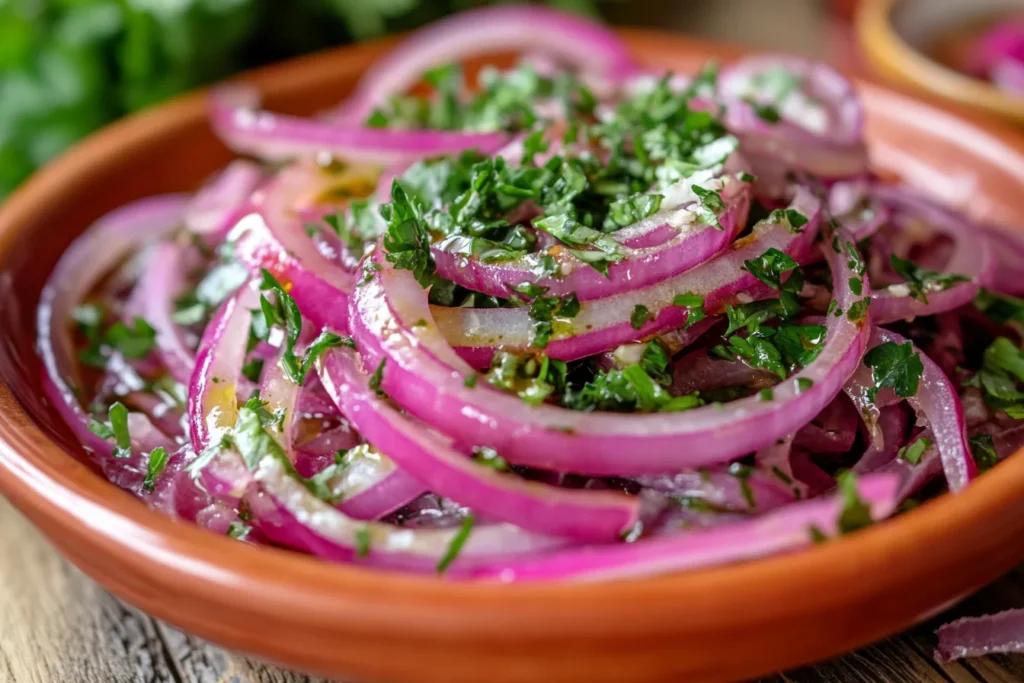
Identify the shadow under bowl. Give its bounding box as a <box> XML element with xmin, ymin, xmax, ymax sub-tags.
<box><xmin>2</xmin><ymin>30</ymin><xmax>1024</xmax><ymax>683</ymax></box>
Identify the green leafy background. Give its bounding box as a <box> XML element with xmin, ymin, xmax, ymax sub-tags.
<box><xmin>0</xmin><ymin>0</ymin><xmax>599</xmax><ymax>198</ymax></box>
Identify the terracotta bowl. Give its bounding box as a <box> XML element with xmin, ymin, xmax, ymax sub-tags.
<box><xmin>3</xmin><ymin>30</ymin><xmax>1024</xmax><ymax>683</ymax></box>
<box><xmin>856</xmin><ymin>0</ymin><xmax>1024</xmax><ymax>126</ymax></box>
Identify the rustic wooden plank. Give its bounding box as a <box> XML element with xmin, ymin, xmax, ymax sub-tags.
<box><xmin>0</xmin><ymin>498</ymin><xmax>180</xmax><ymax>683</ymax></box>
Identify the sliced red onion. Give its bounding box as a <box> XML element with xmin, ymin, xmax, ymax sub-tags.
<box><xmin>187</xmin><ymin>283</ymin><xmax>260</xmax><ymax>500</ymax></box>
<box><xmin>249</xmin><ymin>456</ymin><xmax>568</xmax><ymax>575</ymax></box>
<box><xmin>318</xmin><ymin>347</ymin><xmax>643</xmax><ymax>540</ymax></box>
<box><xmin>259</xmin><ymin>347</ymin><xmax>300</xmax><ymax>452</ymax></box>
<box><xmin>846</xmin><ymin>328</ymin><xmax>975</xmax><ymax>492</ymax></box>
<box><xmin>330</xmin><ymin>446</ymin><xmax>426</xmax><ymax>521</ymax></box>
<box><xmin>719</xmin><ymin>56</ymin><xmax>868</xmax><ymax>179</ymax></box>
<box><xmin>134</xmin><ymin>241</ymin><xmax>197</xmax><ymax>384</ymax></box>
<box><xmin>852</xmin><ymin>405</ymin><xmax>907</xmax><ymax>473</ymax></box>
<box><xmin>351</xmin><ymin>221</ymin><xmax>869</xmax><ymax>475</ymax></box>
<box><xmin>211</xmin><ymin>86</ymin><xmax>506</xmax><ymax>165</ymax></box>
<box><xmin>185</xmin><ymin>160</ymin><xmax>263</xmax><ymax>245</ymax></box>
<box><xmin>789</xmin><ymin>450</ymin><xmax>837</xmax><ymax>497</ymax></box>
<box><xmin>868</xmin><ymin>184</ymin><xmax>996</xmax><ymax>324</ymax></box>
<box><xmin>793</xmin><ymin>395</ymin><xmax>858</xmax><ymax>455</ymax></box>
<box><xmin>38</xmin><ymin>196</ymin><xmax>186</xmax><ymax>484</ymax></box>
<box><xmin>335</xmin><ymin>5</ymin><xmax>636</xmax><ymax>123</ymax></box>
<box><xmin>829</xmin><ymin>179</ymin><xmax>888</xmax><ymax>240</ymax></box>
<box><xmin>982</xmin><ymin>226</ymin><xmax>1024</xmax><ymax>296</ymax></box>
<box><xmin>634</xmin><ymin>466</ymin><xmax>796</xmax><ymax>513</ymax></box>
<box><xmin>124</xmin><ymin>391</ymin><xmax>185</xmax><ymax>440</ymax></box>
<box><xmin>295</xmin><ymin>374</ymin><xmax>343</xmax><ymax>418</ymax></box>
<box><xmin>431</xmin><ymin>187</ymin><xmax>821</xmax><ymax>365</ymax></box>
<box><xmin>431</xmin><ymin>158</ymin><xmax>752</xmax><ymax>301</ymax></box>
<box><xmin>470</xmin><ymin>473</ymin><xmax>899</xmax><ymax>582</ymax></box>
<box><xmin>936</xmin><ymin>608</ymin><xmax>1024</xmax><ymax>663</ymax></box>
<box><xmin>231</xmin><ymin>165</ymin><xmax>354</xmax><ymax>332</ymax></box>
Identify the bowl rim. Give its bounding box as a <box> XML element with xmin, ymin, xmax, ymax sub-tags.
<box><xmin>3</xmin><ymin>26</ymin><xmax>1024</xmax><ymax>667</ymax></box>
<box><xmin>856</xmin><ymin>0</ymin><xmax>1024</xmax><ymax>123</ymax></box>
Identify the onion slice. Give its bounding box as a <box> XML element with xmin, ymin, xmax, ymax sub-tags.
<box><xmin>431</xmin><ymin>187</ymin><xmax>820</xmax><ymax>365</ymax></box>
<box><xmin>350</xmin><ymin>221</ymin><xmax>870</xmax><ymax>475</ymax></box>
<box><xmin>935</xmin><ymin>608</ymin><xmax>1024</xmax><ymax>663</ymax></box>
<box><xmin>211</xmin><ymin>86</ymin><xmax>507</xmax><ymax>165</ymax></box>
<box><xmin>319</xmin><ymin>347</ymin><xmax>643</xmax><ymax>540</ymax></box>
<box><xmin>718</xmin><ymin>56</ymin><xmax>868</xmax><ymax>179</ymax></box>
<box><xmin>431</xmin><ymin>157</ymin><xmax>753</xmax><ymax>301</ymax></box>
<box><xmin>38</xmin><ymin>196</ymin><xmax>185</xmax><ymax>485</ymax></box>
<box><xmin>845</xmin><ymin>328</ymin><xmax>976</xmax><ymax>492</ymax></box>
<box><xmin>470</xmin><ymin>473</ymin><xmax>899</xmax><ymax>582</ymax></box>
<box><xmin>134</xmin><ymin>241</ymin><xmax>197</xmax><ymax>385</ymax></box>
<box><xmin>185</xmin><ymin>160</ymin><xmax>263</xmax><ymax>245</ymax></box>
<box><xmin>335</xmin><ymin>5</ymin><xmax>636</xmax><ymax>123</ymax></box>
<box><xmin>231</xmin><ymin>164</ymin><xmax>354</xmax><ymax>332</ymax></box>
<box><xmin>186</xmin><ymin>283</ymin><xmax>259</xmax><ymax>500</ymax></box>
<box><xmin>249</xmin><ymin>456</ymin><xmax>568</xmax><ymax>575</ymax></box>
<box><xmin>868</xmin><ymin>184</ymin><xmax>996</xmax><ymax>324</ymax></box>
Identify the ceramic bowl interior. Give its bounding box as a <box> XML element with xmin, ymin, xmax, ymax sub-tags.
<box><xmin>857</xmin><ymin>0</ymin><xmax>1024</xmax><ymax>123</ymax></box>
<box><xmin>3</xmin><ymin>30</ymin><xmax>1024</xmax><ymax>683</ymax></box>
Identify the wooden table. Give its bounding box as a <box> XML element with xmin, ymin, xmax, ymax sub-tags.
<box><xmin>3</xmin><ymin>497</ymin><xmax>1024</xmax><ymax>682</ymax></box>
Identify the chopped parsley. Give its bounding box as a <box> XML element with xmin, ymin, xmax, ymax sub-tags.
<box><xmin>691</xmin><ymin>185</ymin><xmax>725</xmax><ymax>230</ymax></box>
<box><xmin>487</xmin><ymin>351</ymin><xmax>566</xmax><ymax>406</ymax></box>
<box><xmin>768</xmin><ymin>208</ymin><xmax>809</xmax><ymax>232</ymax></box>
<box><xmin>836</xmin><ymin>471</ymin><xmax>873</xmax><ymax>534</ymax></box>
<box><xmin>772</xmin><ymin>324</ymin><xmax>826</xmax><ymax>371</ymax></box>
<box><xmin>674</xmin><ymin>292</ymin><xmax>707</xmax><ymax>328</ymax></box>
<box><xmin>143</xmin><ymin>447</ymin><xmax>169</xmax><ymax>492</ymax></box>
<box><xmin>77</xmin><ymin>310</ymin><xmax>157</xmax><ymax>369</ymax></box>
<box><xmin>437</xmin><ymin>514</ymin><xmax>475</xmax><ymax>574</ymax></box>
<box><xmin>605</xmin><ymin>193</ymin><xmax>664</xmax><ymax>232</ymax></box>
<box><xmin>743</xmin><ymin>248</ymin><xmax>801</xmax><ymax>291</ymax></box>
<box><xmin>355</xmin><ymin>525</ymin><xmax>372</xmax><ymax>558</ymax></box>
<box><xmin>380</xmin><ymin>182</ymin><xmax>435</xmax><ymax>287</ymax></box>
<box><xmin>897</xmin><ymin>436</ymin><xmax>932</xmax><ymax>465</ymax></box>
<box><xmin>369</xmin><ymin>359</ymin><xmax>387</xmax><ymax>398</ymax></box>
<box><xmin>748</xmin><ymin>100</ymin><xmax>781</xmax><ymax>124</ymax></box>
<box><xmin>255</xmin><ymin>269</ymin><xmax>352</xmax><ymax>385</ymax></box>
<box><xmin>374</xmin><ymin>64</ymin><xmax>739</xmax><ymax>283</ymax></box>
<box><xmin>630</xmin><ymin>304</ymin><xmax>652</xmax><ymax>330</ymax></box>
<box><xmin>528</xmin><ymin>293</ymin><xmax>580</xmax><ymax>348</ymax></box>
<box><xmin>471</xmin><ymin>446</ymin><xmax>508</xmax><ymax>471</ymax></box>
<box><xmin>172</xmin><ymin>246</ymin><xmax>248</xmax><ymax>326</ymax></box>
<box><xmin>863</xmin><ymin>341</ymin><xmax>923</xmax><ymax>403</ymax></box>
<box><xmin>728</xmin><ymin>463</ymin><xmax>757</xmax><ymax>508</ymax></box>
<box><xmin>889</xmin><ymin>255</ymin><xmax>969</xmax><ymax>304</ymax></box>
<box><xmin>974</xmin><ymin>289</ymin><xmax>1024</xmax><ymax>325</ymax></box>
<box><xmin>563</xmin><ymin>354</ymin><xmax>701</xmax><ymax>413</ymax></box>
<box><xmin>969</xmin><ymin>434</ymin><xmax>999</xmax><ymax>472</ymax></box>
<box><xmin>965</xmin><ymin>337</ymin><xmax>1024</xmax><ymax>418</ymax></box>
<box><xmin>88</xmin><ymin>402</ymin><xmax>132</xmax><ymax>459</ymax></box>
<box><xmin>241</xmin><ymin>358</ymin><xmax>265</xmax><ymax>383</ymax></box>
<box><xmin>846</xmin><ymin>298</ymin><xmax>870</xmax><ymax>323</ymax></box>
<box><xmin>187</xmin><ymin>395</ymin><xmax>345</xmax><ymax>504</ymax></box>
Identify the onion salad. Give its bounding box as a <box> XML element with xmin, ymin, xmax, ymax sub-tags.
<box><xmin>38</xmin><ymin>6</ymin><xmax>1024</xmax><ymax>647</ymax></box>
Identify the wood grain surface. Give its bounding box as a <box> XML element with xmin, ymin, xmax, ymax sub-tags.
<box><xmin>2</xmin><ymin>497</ymin><xmax>1023</xmax><ymax>683</ymax></box>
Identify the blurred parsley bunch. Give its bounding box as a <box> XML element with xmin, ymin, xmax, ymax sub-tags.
<box><xmin>0</xmin><ymin>0</ymin><xmax>598</xmax><ymax>198</ymax></box>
